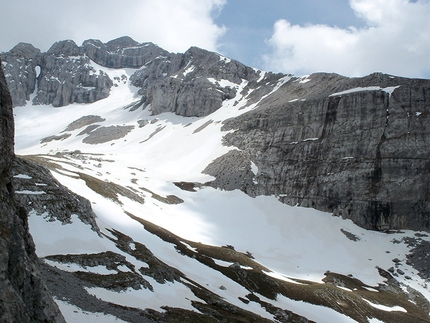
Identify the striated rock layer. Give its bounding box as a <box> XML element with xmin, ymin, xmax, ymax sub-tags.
<box><xmin>0</xmin><ymin>59</ymin><xmax>65</xmax><ymax>322</ymax></box>
<box><xmin>210</xmin><ymin>72</ymin><xmax>430</xmax><ymax>231</ymax></box>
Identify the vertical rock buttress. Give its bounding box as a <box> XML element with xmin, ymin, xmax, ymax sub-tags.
<box><xmin>0</xmin><ymin>59</ymin><xmax>65</xmax><ymax>322</ymax></box>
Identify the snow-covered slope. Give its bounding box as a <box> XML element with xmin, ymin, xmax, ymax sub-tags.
<box><xmin>11</xmin><ymin>58</ymin><xmax>430</xmax><ymax>323</ymax></box>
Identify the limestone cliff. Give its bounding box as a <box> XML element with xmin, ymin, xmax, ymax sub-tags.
<box><xmin>1</xmin><ymin>40</ymin><xmax>113</xmax><ymax>107</ymax></box>
<box><xmin>205</xmin><ymin>72</ymin><xmax>430</xmax><ymax>231</ymax></box>
<box><xmin>0</xmin><ymin>59</ymin><xmax>65</xmax><ymax>322</ymax></box>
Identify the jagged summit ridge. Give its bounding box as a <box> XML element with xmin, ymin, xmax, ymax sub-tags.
<box><xmin>1</xmin><ymin>36</ymin><xmax>279</xmax><ymax>116</ymax></box>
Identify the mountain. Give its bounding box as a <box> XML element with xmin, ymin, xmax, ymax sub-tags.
<box><xmin>1</xmin><ymin>36</ymin><xmax>430</xmax><ymax>322</ymax></box>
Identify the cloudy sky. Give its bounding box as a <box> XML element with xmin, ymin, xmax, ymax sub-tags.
<box><xmin>1</xmin><ymin>0</ymin><xmax>429</xmax><ymax>78</ymax></box>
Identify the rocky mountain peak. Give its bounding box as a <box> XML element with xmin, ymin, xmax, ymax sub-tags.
<box><xmin>105</xmin><ymin>35</ymin><xmax>140</xmax><ymax>50</ymax></box>
<box><xmin>83</xmin><ymin>37</ymin><xmax>169</xmax><ymax>69</ymax></box>
<box><xmin>1</xmin><ymin>36</ymin><xmax>282</xmax><ymax>117</ymax></box>
<box><xmin>9</xmin><ymin>42</ymin><xmax>41</xmax><ymax>59</ymax></box>
<box><xmin>182</xmin><ymin>46</ymin><xmax>261</xmax><ymax>84</ymax></box>
<box><xmin>47</xmin><ymin>39</ymin><xmax>82</xmax><ymax>56</ymax></box>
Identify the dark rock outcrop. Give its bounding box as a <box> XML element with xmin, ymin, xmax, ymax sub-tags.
<box><xmin>11</xmin><ymin>157</ymin><xmax>100</xmax><ymax>232</ymax></box>
<box><xmin>208</xmin><ymin>72</ymin><xmax>430</xmax><ymax>231</ymax></box>
<box><xmin>0</xmin><ymin>59</ymin><xmax>65</xmax><ymax>322</ymax></box>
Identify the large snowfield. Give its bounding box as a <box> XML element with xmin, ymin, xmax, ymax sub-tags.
<box><xmin>14</xmin><ymin>63</ymin><xmax>430</xmax><ymax>323</ymax></box>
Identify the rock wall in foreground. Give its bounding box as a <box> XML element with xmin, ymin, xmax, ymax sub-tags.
<box><xmin>0</xmin><ymin>59</ymin><xmax>65</xmax><ymax>323</ymax></box>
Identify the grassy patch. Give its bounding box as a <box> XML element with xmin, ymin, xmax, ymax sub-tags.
<box><xmin>140</xmin><ymin>186</ymin><xmax>183</xmax><ymax>204</ymax></box>
<box><xmin>77</xmin><ymin>172</ymin><xmax>145</xmax><ymax>205</ymax></box>
<box><xmin>173</xmin><ymin>181</ymin><xmax>198</xmax><ymax>192</ymax></box>
<box><xmin>21</xmin><ymin>155</ymin><xmax>65</xmax><ymax>170</ymax></box>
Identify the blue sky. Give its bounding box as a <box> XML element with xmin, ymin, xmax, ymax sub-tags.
<box><xmin>1</xmin><ymin>0</ymin><xmax>429</xmax><ymax>78</ymax></box>
<box><xmin>215</xmin><ymin>0</ymin><xmax>365</xmax><ymax>68</ymax></box>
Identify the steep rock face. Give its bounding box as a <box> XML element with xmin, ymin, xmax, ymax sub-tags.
<box><xmin>129</xmin><ymin>46</ymin><xmax>277</xmax><ymax>117</ymax></box>
<box><xmin>209</xmin><ymin>73</ymin><xmax>430</xmax><ymax>231</ymax></box>
<box><xmin>33</xmin><ymin>40</ymin><xmax>113</xmax><ymax>107</ymax></box>
<box><xmin>1</xmin><ymin>43</ymin><xmax>41</xmax><ymax>106</ymax></box>
<box><xmin>0</xmin><ymin>59</ymin><xmax>65</xmax><ymax>322</ymax></box>
<box><xmin>1</xmin><ymin>40</ymin><xmax>113</xmax><ymax>107</ymax></box>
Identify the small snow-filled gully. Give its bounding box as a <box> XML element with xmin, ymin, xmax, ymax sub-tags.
<box><xmin>11</xmin><ymin>56</ymin><xmax>430</xmax><ymax>323</ymax></box>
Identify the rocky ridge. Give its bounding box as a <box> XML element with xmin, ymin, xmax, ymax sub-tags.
<box><xmin>1</xmin><ymin>36</ymin><xmax>282</xmax><ymax>117</ymax></box>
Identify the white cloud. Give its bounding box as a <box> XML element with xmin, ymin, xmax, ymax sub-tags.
<box><xmin>263</xmin><ymin>0</ymin><xmax>430</xmax><ymax>78</ymax></box>
<box><xmin>67</xmin><ymin>0</ymin><xmax>227</xmax><ymax>53</ymax></box>
<box><xmin>0</xmin><ymin>0</ymin><xmax>226</xmax><ymax>54</ymax></box>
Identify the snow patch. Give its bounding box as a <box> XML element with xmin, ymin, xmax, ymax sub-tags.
<box><xmin>330</xmin><ymin>85</ymin><xmax>400</xmax><ymax>97</ymax></box>
<box><xmin>303</xmin><ymin>137</ymin><xmax>318</xmax><ymax>142</ymax></box>
<box><xmin>263</xmin><ymin>271</ymin><xmax>306</xmax><ymax>285</ymax></box>
<box><xmin>55</xmin><ymin>299</ymin><xmax>127</xmax><ymax>323</ymax></box>
<box><xmin>85</xmin><ymin>279</ymin><xmax>199</xmax><ymax>313</ymax></box>
<box><xmin>363</xmin><ymin>299</ymin><xmax>407</xmax><ymax>312</ymax></box>
<box><xmin>13</xmin><ymin>173</ymin><xmax>33</xmax><ymax>179</ymax></box>
<box><xmin>298</xmin><ymin>75</ymin><xmax>311</xmax><ymax>83</ymax></box>
<box><xmin>15</xmin><ymin>190</ymin><xmax>46</xmax><ymax>195</ymax></box>
<box><xmin>218</xmin><ymin>55</ymin><xmax>231</xmax><ymax>64</ymax></box>
<box><xmin>273</xmin><ymin>75</ymin><xmax>292</xmax><ymax>92</ymax></box>
<box><xmin>250</xmin><ymin>161</ymin><xmax>258</xmax><ymax>175</ymax></box>
<box><xmin>207</xmin><ymin>77</ymin><xmax>237</xmax><ymax>88</ymax></box>
<box><xmin>256</xmin><ymin>70</ymin><xmax>266</xmax><ymax>83</ymax></box>
<box><xmin>274</xmin><ymin>294</ymin><xmax>358</xmax><ymax>323</ymax></box>
<box><xmin>180</xmin><ymin>241</ymin><xmax>197</xmax><ymax>252</ymax></box>
<box><xmin>182</xmin><ymin>65</ymin><xmax>194</xmax><ymax>76</ymax></box>
<box><xmin>44</xmin><ymin>259</ymin><xmax>117</xmax><ymax>275</ymax></box>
